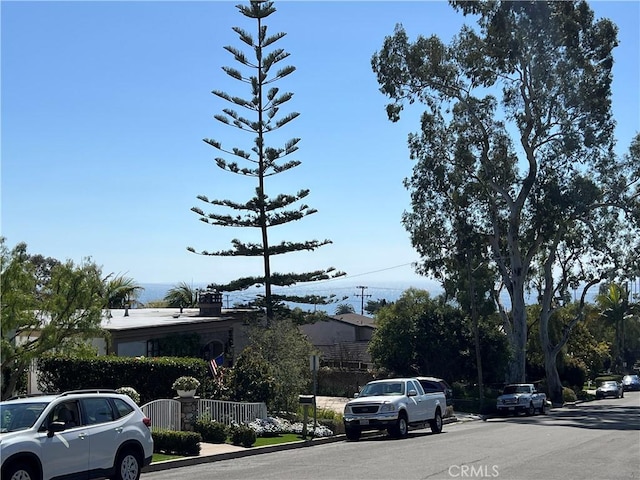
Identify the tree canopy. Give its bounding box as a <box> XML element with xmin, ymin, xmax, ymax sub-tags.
<box><xmin>372</xmin><ymin>1</ymin><xmax>640</xmax><ymax>396</ymax></box>
<box><xmin>1</xmin><ymin>239</ymin><xmax>108</xmax><ymax>399</ymax></box>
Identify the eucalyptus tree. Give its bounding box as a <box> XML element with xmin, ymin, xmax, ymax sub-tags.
<box><xmin>371</xmin><ymin>0</ymin><xmax>640</xmax><ymax>402</ymax></box>
<box><xmin>189</xmin><ymin>1</ymin><xmax>344</xmax><ymax>322</ymax></box>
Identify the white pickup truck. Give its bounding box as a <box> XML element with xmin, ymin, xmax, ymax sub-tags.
<box><xmin>496</xmin><ymin>383</ymin><xmax>547</xmax><ymax>416</ymax></box>
<box><xmin>343</xmin><ymin>378</ymin><xmax>445</xmax><ymax>441</ymax></box>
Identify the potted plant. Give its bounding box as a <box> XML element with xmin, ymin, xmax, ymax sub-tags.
<box><xmin>172</xmin><ymin>376</ymin><xmax>200</xmax><ymax>397</ymax></box>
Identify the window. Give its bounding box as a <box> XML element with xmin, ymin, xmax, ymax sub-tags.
<box><xmin>81</xmin><ymin>398</ymin><xmax>115</xmax><ymax>425</ymax></box>
<box><xmin>147</xmin><ymin>339</ymin><xmax>161</xmax><ymax>357</ymax></box>
<box><xmin>113</xmin><ymin>398</ymin><xmax>134</xmax><ymax>419</ymax></box>
<box><xmin>48</xmin><ymin>401</ymin><xmax>80</xmax><ymax>428</ymax></box>
<box><xmin>410</xmin><ymin>380</ymin><xmax>425</xmax><ymax>395</ymax></box>
<box><xmin>420</xmin><ymin>380</ymin><xmax>442</xmax><ymax>393</ymax></box>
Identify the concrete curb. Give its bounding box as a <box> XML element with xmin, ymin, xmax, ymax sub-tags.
<box><xmin>143</xmin><ymin>435</ymin><xmax>345</xmax><ymax>473</ymax></box>
<box><xmin>143</xmin><ymin>416</ymin><xmax>465</xmax><ymax>473</ymax></box>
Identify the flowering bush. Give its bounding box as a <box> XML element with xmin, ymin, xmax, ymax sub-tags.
<box><xmin>116</xmin><ymin>387</ymin><xmax>140</xmax><ymax>405</ymax></box>
<box><xmin>244</xmin><ymin>416</ymin><xmax>333</xmax><ymax>438</ymax></box>
<box><xmin>245</xmin><ymin>417</ymin><xmax>292</xmax><ymax>437</ymax></box>
<box><xmin>289</xmin><ymin>422</ymin><xmax>334</xmax><ymax>438</ymax></box>
<box><xmin>172</xmin><ymin>376</ymin><xmax>200</xmax><ymax>391</ymax></box>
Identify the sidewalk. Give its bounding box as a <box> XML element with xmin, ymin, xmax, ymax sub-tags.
<box><xmin>143</xmin><ymin>405</ymin><xmax>475</xmax><ymax>474</ymax></box>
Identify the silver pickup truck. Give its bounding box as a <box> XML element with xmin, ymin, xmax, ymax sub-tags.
<box><xmin>343</xmin><ymin>378</ymin><xmax>445</xmax><ymax>441</ymax></box>
<box><xmin>496</xmin><ymin>383</ymin><xmax>547</xmax><ymax>416</ymax></box>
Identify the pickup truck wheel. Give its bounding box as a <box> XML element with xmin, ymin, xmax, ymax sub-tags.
<box><xmin>430</xmin><ymin>408</ymin><xmax>443</xmax><ymax>434</ymax></box>
<box><xmin>526</xmin><ymin>402</ymin><xmax>535</xmax><ymax>416</ymax></box>
<box><xmin>540</xmin><ymin>402</ymin><xmax>547</xmax><ymax>415</ymax></box>
<box><xmin>345</xmin><ymin>426</ymin><xmax>361</xmax><ymax>441</ymax></box>
<box><xmin>389</xmin><ymin>412</ymin><xmax>408</xmax><ymax>438</ymax></box>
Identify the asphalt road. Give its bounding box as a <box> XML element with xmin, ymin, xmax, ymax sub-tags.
<box><xmin>142</xmin><ymin>392</ymin><xmax>640</xmax><ymax>480</ymax></box>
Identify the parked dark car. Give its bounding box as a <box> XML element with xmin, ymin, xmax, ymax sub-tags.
<box><xmin>595</xmin><ymin>380</ymin><xmax>624</xmax><ymax>399</ymax></box>
<box><xmin>621</xmin><ymin>374</ymin><xmax>640</xmax><ymax>391</ymax></box>
<box><xmin>416</xmin><ymin>376</ymin><xmax>453</xmax><ymax>407</ymax></box>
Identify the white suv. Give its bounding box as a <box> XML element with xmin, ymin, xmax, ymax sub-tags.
<box><xmin>0</xmin><ymin>389</ymin><xmax>154</xmax><ymax>480</ymax></box>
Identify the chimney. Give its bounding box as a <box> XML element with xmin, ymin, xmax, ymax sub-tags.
<box><xmin>198</xmin><ymin>290</ymin><xmax>223</xmax><ymax>316</ymax></box>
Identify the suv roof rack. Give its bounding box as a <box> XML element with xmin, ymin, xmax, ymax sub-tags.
<box><xmin>59</xmin><ymin>389</ymin><xmax>118</xmax><ymax>396</ymax></box>
<box><xmin>6</xmin><ymin>393</ymin><xmax>53</xmax><ymax>400</ymax></box>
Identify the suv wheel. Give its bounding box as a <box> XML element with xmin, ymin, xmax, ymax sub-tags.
<box><xmin>113</xmin><ymin>450</ymin><xmax>141</xmax><ymax>480</ymax></box>
<box><xmin>4</xmin><ymin>462</ymin><xmax>38</xmax><ymax>480</ymax></box>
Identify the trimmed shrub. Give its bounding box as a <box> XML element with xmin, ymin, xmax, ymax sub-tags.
<box><xmin>194</xmin><ymin>419</ymin><xmax>228</xmax><ymax>444</ymax></box>
<box><xmin>230</xmin><ymin>424</ymin><xmax>257</xmax><ymax>447</ymax></box>
<box><xmin>152</xmin><ymin>429</ymin><xmax>201</xmax><ymax>456</ymax></box>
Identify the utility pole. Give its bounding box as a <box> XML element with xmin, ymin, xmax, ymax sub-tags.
<box><xmin>355</xmin><ymin>285</ymin><xmax>372</xmax><ymax>315</ymax></box>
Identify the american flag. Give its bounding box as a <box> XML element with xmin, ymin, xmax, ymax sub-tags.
<box><xmin>209</xmin><ymin>355</ymin><xmax>224</xmax><ymax>377</ymax></box>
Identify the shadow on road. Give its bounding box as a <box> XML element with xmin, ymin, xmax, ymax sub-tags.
<box><xmin>485</xmin><ymin>400</ymin><xmax>640</xmax><ymax>431</ymax></box>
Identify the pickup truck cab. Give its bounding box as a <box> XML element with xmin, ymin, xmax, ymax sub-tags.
<box><xmin>343</xmin><ymin>378</ymin><xmax>445</xmax><ymax>441</ymax></box>
<box><xmin>496</xmin><ymin>383</ymin><xmax>547</xmax><ymax>416</ymax></box>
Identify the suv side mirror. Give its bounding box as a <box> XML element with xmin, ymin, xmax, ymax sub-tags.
<box><xmin>407</xmin><ymin>389</ymin><xmax>417</xmax><ymax>397</ymax></box>
<box><xmin>47</xmin><ymin>421</ymin><xmax>66</xmax><ymax>438</ymax></box>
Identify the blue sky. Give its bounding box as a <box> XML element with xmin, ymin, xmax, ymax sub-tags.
<box><xmin>2</xmin><ymin>1</ymin><xmax>639</xmax><ymax>298</ymax></box>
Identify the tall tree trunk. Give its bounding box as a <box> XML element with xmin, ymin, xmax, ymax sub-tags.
<box><xmin>544</xmin><ymin>346</ymin><xmax>564</xmax><ymax>406</ymax></box>
<box><xmin>508</xmin><ymin>285</ymin><xmax>528</xmax><ymax>383</ymax></box>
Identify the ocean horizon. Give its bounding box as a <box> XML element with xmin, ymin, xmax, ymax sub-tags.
<box><xmin>137</xmin><ymin>279</ymin><xmax>444</xmax><ymax>315</ymax></box>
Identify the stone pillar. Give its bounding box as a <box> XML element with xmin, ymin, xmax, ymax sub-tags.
<box><xmin>176</xmin><ymin>396</ymin><xmax>199</xmax><ymax>431</ymax></box>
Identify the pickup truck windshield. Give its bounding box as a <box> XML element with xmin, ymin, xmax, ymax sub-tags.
<box><xmin>503</xmin><ymin>385</ymin><xmax>531</xmax><ymax>394</ymax></box>
<box><xmin>360</xmin><ymin>382</ymin><xmax>405</xmax><ymax>396</ymax></box>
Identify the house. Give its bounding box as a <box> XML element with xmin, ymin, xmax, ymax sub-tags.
<box><xmin>97</xmin><ymin>291</ymin><xmax>256</xmax><ymax>367</ymax></box>
<box><xmin>300</xmin><ymin>313</ymin><xmax>376</xmax><ymax>370</ymax></box>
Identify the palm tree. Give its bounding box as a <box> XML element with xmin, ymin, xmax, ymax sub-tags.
<box><xmin>335</xmin><ymin>303</ymin><xmax>355</xmax><ymax>315</ymax></box>
<box><xmin>104</xmin><ymin>274</ymin><xmax>144</xmax><ymax>309</ymax></box>
<box><xmin>163</xmin><ymin>282</ymin><xmax>198</xmax><ymax>308</ymax></box>
<box><xmin>596</xmin><ymin>283</ymin><xmax>629</xmax><ymax>372</ymax></box>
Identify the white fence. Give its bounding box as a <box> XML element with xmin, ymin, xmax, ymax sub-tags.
<box><xmin>141</xmin><ymin>399</ymin><xmax>181</xmax><ymax>431</ymax></box>
<box><xmin>140</xmin><ymin>398</ymin><xmax>268</xmax><ymax>431</ymax></box>
<box><xmin>198</xmin><ymin>399</ymin><xmax>267</xmax><ymax>427</ymax></box>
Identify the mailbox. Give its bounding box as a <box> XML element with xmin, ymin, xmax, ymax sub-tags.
<box><xmin>299</xmin><ymin>394</ymin><xmax>315</xmax><ymax>405</ymax></box>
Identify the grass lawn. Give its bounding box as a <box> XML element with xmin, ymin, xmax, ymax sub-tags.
<box><xmin>152</xmin><ymin>453</ymin><xmax>183</xmax><ymax>463</ymax></box>
<box><xmin>253</xmin><ymin>433</ymin><xmax>305</xmax><ymax>447</ymax></box>
<box><xmin>151</xmin><ymin>433</ymin><xmax>307</xmax><ymax>463</ymax></box>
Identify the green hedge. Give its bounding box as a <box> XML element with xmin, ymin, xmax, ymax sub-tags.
<box><xmin>194</xmin><ymin>419</ymin><xmax>228</xmax><ymax>443</ymax></box>
<box><xmin>37</xmin><ymin>355</ymin><xmax>209</xmax><ymax>404</ymax></box>
<box><xmin>152</xmin><ymin>429</ymin><xmax>202</xmax><ymax>456</ymax></box>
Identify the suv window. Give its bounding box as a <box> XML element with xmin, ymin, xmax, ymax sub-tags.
<box><xmin>81</xmin><ymin>397</ymin><xmax>115</xmax><ymax>425</ymax></box>
<box><xmin>113</xmin><ymin>398</ymin><xmax>134</xmax><ymax>419</ymax></box>
<box><xmin>47</xmin><ymin>400</ymin><xmax>80</xmax><ymax>429</ymax></box>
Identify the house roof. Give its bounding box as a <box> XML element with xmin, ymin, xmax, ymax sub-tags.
<box><xmin>327</xmin><ymin>313</ymin><xmax>376</xmax><ymax>329</ymax></box>
<box><xmin>101</xmin><ymin>307</ymin><xmax>255</xmax><ymax>331</ymax></box>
